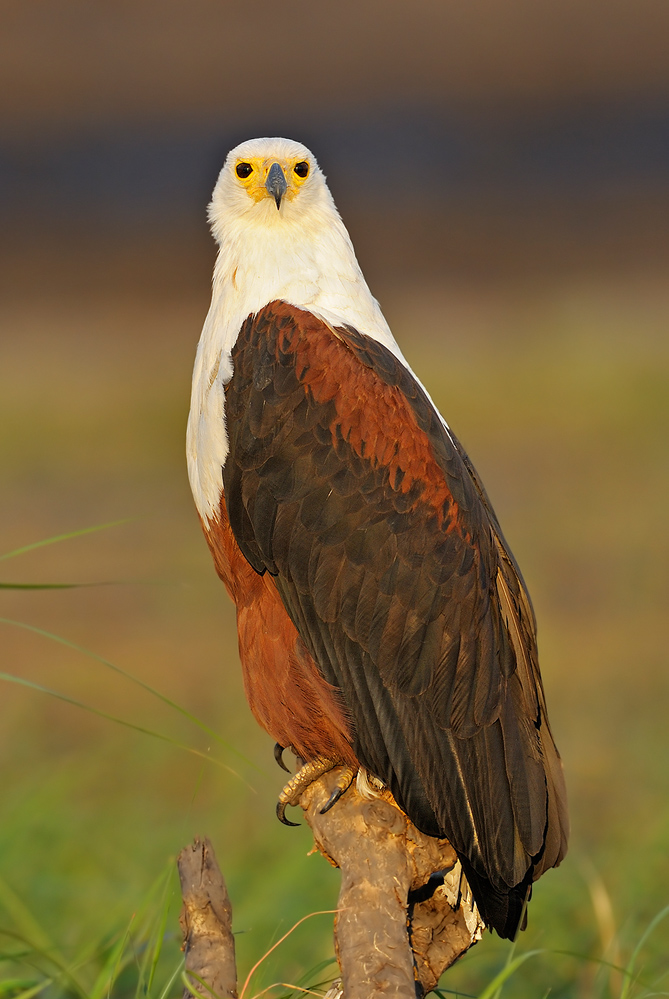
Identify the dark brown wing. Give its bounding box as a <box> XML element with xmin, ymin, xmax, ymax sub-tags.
<box><xmin>223</xmin><ymin>300</ymin><xmax>568</xmax><ymax>937</ymax></box>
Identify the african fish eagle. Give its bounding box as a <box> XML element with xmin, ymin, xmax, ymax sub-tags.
<box><xmin>186</xmin><ymin>136</ymin><xmax>569</xmax><ymax>940</ymax></box>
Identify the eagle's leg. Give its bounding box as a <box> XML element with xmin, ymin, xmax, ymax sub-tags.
<box><xmin>277</xmin><ymin>758</ymin><xmax>356</xmax><ymax>827</ymax></box>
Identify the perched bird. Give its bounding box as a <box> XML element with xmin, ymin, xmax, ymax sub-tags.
<box><xmin>187</xmin><ymin>136</ymin><xmax>568</xmax><ymax>940</ymax></box>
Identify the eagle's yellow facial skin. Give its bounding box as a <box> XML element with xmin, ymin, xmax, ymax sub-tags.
<box><xmin>234</xmin><ymin>157</ymin><xmax>310</xmax><ymax>204</ymax></box>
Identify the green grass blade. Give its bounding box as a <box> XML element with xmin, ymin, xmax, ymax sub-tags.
<box><xmin>0</xmin><ymin>876</ymin><xmax>54</xmax><ymax>954</ymax></box>
<box><xmin>0</xmin><ymin>617</ymin><xmax>260</xmax><ymax>771</ymax></box>
<box><xmin>0</xmin><ymin>670</ymin><xmax>246</xmax><ymax>781</ymax></box>
<box><xmin>0</xmin><ymin>521</ymin><xmax>131</xmax><ymax>562</ymax></box>
<box><xmin>132</xmin><ymin>863</ymin><xmax>175</xmax><ymax>999</ymax></box>
<box><xmin>0</xmin><ymin>951</ymin><xmax>34</xmax><ymax>964</ymax></box>
<box><xmin>293</xmin><ymin>958</ymin><xmax>338</xmax><ymax>984</ymax></box>
<box><xmin>5</xmin><ymin>980</ymin><xmax>53</xmax><ymax>999</ymax></box>
<box><xmin>181</xmin><ymin>971</ymin><xmax>220</xmax><ymax>999</ymax></box>
<box><xmin>552</xmin><ymin>949</ymin><xmax>658</xmax><ymax>994</ymax></box>
<box><xmin>88</xmin><ymin>914</ymin><xmax>135</xmax><ymax>999</ymax></box>
<box><xmin>76</xmin><ymin>861</ymin><xmax>177</xmax><ymax>999</ymax></box>
<box><xmin>143</xmin><ymin>888</ymin><xmax>173</xmax><ymax>997</ymax></box>
<box><xmin>486</xmin><ymin>937</ymin><xmax>517</xmax><ymax>999</ymax></box>
<box><xmin>0</xmin><ymin>929</ymin><xmax>87</xmax><ymax>999</ymax></box>
<box><xmin>476</xmin><ymin>950</ymin><xmax>545</xmax><ymax>999</ymax></box>
<box><xmin>156</xmin><ymin>958</ymin><xmax>185</xmax><ymax>999</ymax></box>
<box><xmin>0</xmin><ymin>980</ymin><xmax>48</xmax><ymax>997</ymax></box>
<box><xmin>620</xmin><ymin>904</ymin><xmax>669</xmax><ymax>999</ymax></box>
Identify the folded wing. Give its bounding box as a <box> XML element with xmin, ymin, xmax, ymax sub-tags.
<box><xmin>223</xmin><ymin>300</ymin><xmax>568</xmax><ymax>937</ymax></box>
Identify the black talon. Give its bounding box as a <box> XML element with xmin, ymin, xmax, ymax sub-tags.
<box><xmin>276</xmin><ymin>799</ymin><xmax>300</xmax><ymax>827</ymax></box>
<box><xmin>320</xmin><ymin>785</ymin><xmax>347</xmax><ymax>814</ymax></box>
<box><xmin>274</xmin><ymin>743</ymin><xmax>290</xmax><ymax>773</ymax></box>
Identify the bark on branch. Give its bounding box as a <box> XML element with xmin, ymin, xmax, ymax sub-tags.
<box><xmin>178</xmin><ymin>837</ymin><xmax>237</xmax><ymax>999</ymax></box>
<box><xmin>300</xmin><ymin>768</ymin><xmax>483</xmax><ymax>997</ymax></box>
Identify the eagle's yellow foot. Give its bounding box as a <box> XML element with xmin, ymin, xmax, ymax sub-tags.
<box><xmin>276</xmin><ymin>758</ymin><xmax>356</xmax><ymax>826</ymax></box>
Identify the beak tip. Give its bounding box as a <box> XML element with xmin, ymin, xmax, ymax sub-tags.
<box><xmin>266</xmin><ymin>162</ymin><xmax>288</xmax><ymax>212</ymax></box>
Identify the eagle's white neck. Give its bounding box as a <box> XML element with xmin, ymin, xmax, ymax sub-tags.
<box><xmin>211</xmin><ymin>200</ymin><xmax>396</xmax><ymax>347</ymax></box>
<box><xmin>187</xmin><ymin>172</ymin><xmax>407</xmax><ymax>523</ymax></box>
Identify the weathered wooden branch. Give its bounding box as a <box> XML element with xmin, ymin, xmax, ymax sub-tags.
<box><xmin>300</xmin><ymin>768</ymin><xmax>483</xmax><ymax>997</ymax></box>
<box><xmin>177</xmin><ymin>771</ymin><xmax>483</xmax><ymax>999</ymax></box>
<box><xmin>178</xmin><ymin>837</ymin><xmax>238</xmax><ymax>999</ymax></box>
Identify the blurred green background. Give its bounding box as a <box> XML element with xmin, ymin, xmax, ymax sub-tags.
<box><xmin>1</xmin><ymin>2</ymin><xmax>668</xmax><ymax>996</ymax></box>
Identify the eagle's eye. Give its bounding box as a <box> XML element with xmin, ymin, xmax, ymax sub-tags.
<box><xmin>236</xmin><ymin>162</ymin><xmax>253</xmax><ymax>179</ymax></box>
<box><xmin>294</xmin><ymin>161</ymin><xmax>309</xmax><ymax>179</ymax></box>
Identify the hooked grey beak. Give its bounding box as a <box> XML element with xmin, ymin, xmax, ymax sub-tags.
<box><xmin>265</xmin><ymin>162</ymin><xmax>288</xmax><ymax>209</ymax></box>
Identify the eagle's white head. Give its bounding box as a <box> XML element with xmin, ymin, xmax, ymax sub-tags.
<box><xmin>188</xmin><ymin>137</ymin><xmax>404</xmax><ymax>522</ymax></box>
<box><xmin>206</xmin><ymin>137</ymin><xmax>395</xmax><ymax>343</ymax></box>
<box><xmin>208</xmin><ymin>136</ymin><xmax>337</xmax><ymax>245</ymax></box>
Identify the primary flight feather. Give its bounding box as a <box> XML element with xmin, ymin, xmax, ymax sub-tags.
<box><xmin>187</xmin><ymin>136</ymin><xmax>569</xmax><ymax>939</ymax></box>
